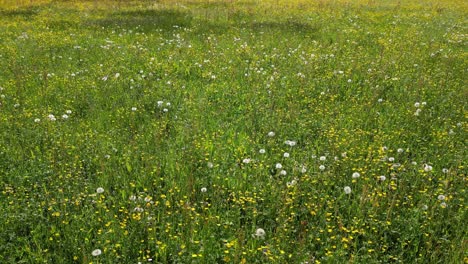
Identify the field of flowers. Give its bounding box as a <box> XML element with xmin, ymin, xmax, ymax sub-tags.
<box><xmin>0</xmin><ymin>0</ymin><xmax>466</xmax><ymax>263</ymax></box>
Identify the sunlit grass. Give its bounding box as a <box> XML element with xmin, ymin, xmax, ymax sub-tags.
<box><xmin>0</xmin><ymin>0</ymin><xmax>466</xmax><ymax>263</ymax></box>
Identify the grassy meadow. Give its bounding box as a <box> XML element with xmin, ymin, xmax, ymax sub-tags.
<box><xmin>0</xmin><ymin>0</ymin><xmax>467</xmax><ymax>263</ymax></box>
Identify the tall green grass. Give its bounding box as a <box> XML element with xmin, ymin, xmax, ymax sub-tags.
<box><xmin>0</xmin><ymin>0</ymin><xmax>466</xmax><ymax>263</ymax></box>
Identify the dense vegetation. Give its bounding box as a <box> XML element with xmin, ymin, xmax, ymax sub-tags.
<box><xmin>0</xmin><ymin>0</ymin><xmax>466</xmax><ymax>263</ymax></box>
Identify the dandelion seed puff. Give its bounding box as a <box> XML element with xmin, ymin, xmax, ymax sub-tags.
<box><xmin>378</xmin><ymin>98</ymin><xmax>383</xmax><ymax>103</ymax></box>
<box><xmin>442</xmin><ymin>168</ymin><xmax>448</xmax><ymax>173</ymax></box>
<box><xmin>104</xmin><ymin>154</ymin><xmax>110</xmax><ymax>159</ymax></box>
<box><xmin>275</xmin><ymin>163</ymin><xmax>282</xmax><ymax>169</ymax></box>
<box><xmin>440</xmin><ymin>202</ymin><xmax>447</xmax><ymax>208</ymax></box>
<box><xmin>284</xmin><ymin>140</ymin><xmax>296</xmax><ymax>147</ymax></box>
<box><xmin>424</xmin><ymin>164</ymin><xmax>433</xmax><ymax>172</ymax></box>
<box><xmin>379</xmin><ymin>175</ymin><xmax>386</xmax><ymax>181</ymax></box>
<box><xmin>411</xmin><ymin>161</ymin><xmax>417</xmax><ymax>165</ymax></box>
<box><xmin>14</xmin><ymin>103</ymin><xmax>20</xmax><ymax>108</ymax></box>
<box><xmin>48</xmin><ymin>114</ymin><xmax>56</xmax><ymax>121</ymax></box>
<box><xmin>62</xmin><ymin>114</ymin><xmax>69</xmax><ymax>119</ymax></box>
<box><xmin>259</xmin><ymin>149</ymin><xmax>266</xmax><ymax>154</ymax></box>
<box><xmin>414</xmin><ymin>102</ymin><xmax>420</xmax><ymax>108</ymax></box>
<box><xmin>115</xmin><ymin>72</ymin><xmax>120</xmax><ymax>78</ymax></box>
<box><xmin>381</xmin><ymin>146</ymin><xmax>388</xmax><ymax>151</ymax></box>
<box><xmin>319</xmin><ymin>156</ymin><xmax>326</xmax><ymax>161</ymax></box>
<box><xmin>157</xmin><ymin>101</ymin><xmax>164</xmax><ymax>107</ymax></box>
<box><xmin>242</xmin><ymin>158</ymin><xmax>251</xmax><ymax>164</ymax></box>
<box><xmin>437</xmin><ymin>195</ymin><xmax>446</xmax><ymax>201</ymax></box>
<box><xmin>344</xmin><ymin>186</ymin><xmax>352</xmax><ymax>194</ymax></box>
<box><xmin>414</xmin><ymin>109</ymin><xmax>421</xmax><ymax>116</ymax></box>
<box><xmin>422</xmin><ymin>205</ymin><xmax>428</xmax><ymax>210</ymax></box>
<box><xmin>456</xmin><ymin>122</ymin><xmax>462</xmax><ymax>127</ymax></box>
<box><xmin>129</xmin><ymin>195</ymin><xmax>136</xmax><ymax>201</ymax></box>
<box><xmin>163</xmin><ymin>108</ymin><xmax>168</xmax><ymax>112</ymax></box>
<box><xmin>301</xmin><ymin>166</ymin><xmax>307</xmax><ymax>173</ymax></box>
<box><xmin>91</xmin><ymin>249</ymin><xmax>102</xmax><ymax>256</ymax></box>
<box><xmin>397</xmin><ymin>148</ymin><xmax>404</xmax><ymax>153</ymax></box>
<box><xmin>207</xmin><ymin>162</ymin><xmax>214</xmax><ymax>168</ymax></box>
<box><xmin>65</xmin><ymin>110</ymin><xmax>72</xmax><ymax>114</ymax></box>
<box><xmin>280</xmin><ymin>170</ymin><xmax>287</xmax><ymax>176</ymax></box>
<box><xmin>34</xmin><ymin>118</ymin><xmax>41</xmax><ymax>123</ymax></box>
<box><xmin>283</xmin><ymin>152</ymin><xmax>290</xmax><ymax>158</ymax></box>
<box><xmin>352</xmin><ymin>172</ymin><xmax>360</xmax><ymax>179</ymax></box>
<box><xmin>131</xmin><ymin>107</ymin><xmax>137</xmax><ymax>111</ymax></box>
<box><xmin>388</xmin><ymin>157</ymin><xmax>395</xmax><ymax>162</ymax></box>
<box><xmin>96</xmin><ymin>187</ymin><xmax>104</xmax><ymax>194</ymax></box>
<box><xmin>319</xmin><ymin>165</ymin><xmax>325</xmax><ymax>171</ymax></box>
<box><xmin>267</xmin><ymin>131</ymin><xmax>275</xmax><ymax>137</ymax></box>
<box><xmin>422</xmin><ymin>102</ymin><xmax>427</xmax><ymax>106</ymax></box>
<box><xmin>201</xmin><ymin>187</ymin><xmax>207</xmax><ymax>193</ymax></box>
<box><xmin>254</xmin><ymin>228</ymin><xmax>266</xmax><ymax>239</ymax></box>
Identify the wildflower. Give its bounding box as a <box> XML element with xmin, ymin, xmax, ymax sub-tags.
<box><xmin>284</xmin><ymin>140</ymin><xmax>296</xmax><ymax>147</ymax></box>
<box><xmin>242</xmin><ymin>158</ymin><xmax>251</xmax><ymax>164</ymax></box>
<box><xmin>280</xmin><ymin>170</ymin><xmax>287</xmax><ymax>176</ymax></box>
<box><xmin>157</xmin><ymin>101</ymin><xmax>164</xmax><ymax>107</ymax></box>
<box><xmin>65</xmin><ymin>110</ymin><xmax>72</xmax><ymax>114</ymax></box>
<box><xmin>319</xmin><ymin>165</ymin><xmax>325</xmax><ymax>171</ymax></box>
<box><xmin>424</xmin><ymin>164</ymin><xmax>433</xmax><ymax>172</ymax></box>
<box><xmin>442</xmin><ymin>168</ymin><xmax>448</xmax><ymax>173</ymax></box>
<box><xmin>414</xmin><ymin>102</ymin><xmax>420</xmax><ymax>108</ymax></box>
<box><xmin>48</xmin><ymin>114</ymin><xmax>56</xmax><ymax>121</ymax></box>
<box><xmin>131</xmin><ymin>107</ymin><xmax>137</xmax><ymax>111</ymax></box>
<box><xmin>267</xmin><ymin>131</ymin><xmax>275</xmax><ymax>137</ymax></box>
<box><xmin>352</xmin><ymin>172</ymin><xmax>360</xmax><ymax>179</ymax></box>
<box><xmin>344</xmin><ymin>186</ymin><xmax>352</xmax><ymax>194</ymax></box>
<box><xmin>287</xmin><ymin>179</ymin><xmax>297</xmax><ymax>187</ymax></box>
<box><xmin>91</xmin><ymin>249</ymin><xmax>102</xmax><ymax>256</ymax></box>
<box><xmin>378</xmin><ymin>98</ymin><xmax>383</xmax><ymax>103</ymax></box>
<box><xmin>259</xmin><ymin>149</ymin><xmax>266</xmax><ymax>154</ymax></box>
<box><xmin>254</xmin><ymin>228</ymin><xmax>266</xmax><ymax>239</ymax></box>
<box><xmin>411</xmin><ymin>161</ymin><xmax>417</xmax><ymax>165</ymax></box>
<box><xmin>388</xmin><ymin>157</ymin><xmax>395</xmax><ymax>162</ymax></box>
<box><xmin>163</xmin><ymin>108</ymin><xmax>168</xmax><ymax>112</ymax></box>
<box><xmin>133</xmin><ymin>207</ymin><xmax>144</xmax><ymax>212</ymax></box>
<box><xmin>96</xmin><ymin>187</ymin><xmax>104</xmax><ymax>194</ymax></box>
<box><xmin>382</xmin><ymin>146</ymin><xmax>388</xmax><ymax>151</ymax></box>
<box><xmin>397</xmin><ymin>148</ymin><xmax>404</xmax><ymax>153</ymax></box>
<box><xmin>275</xmin><ymin>163</ymin><xmax>282</xmax><ymax>169</ymax></box>
<box><xmin>62</xmin><ymin>114</ymin><xmax>69</xmax><ymax>119</ymax></box>
<box><xmin>319</xmin><ymin>156</ymin><xmax>326</xmax><ymax>161</ymax></box>
<box><xmin>115</xmin><ymin>72</ymin><xmax>120</xmax><ymax>78</ymax></box>
<box><xmin>437</xmin><ymin>195</ymin><xmax>446</xmax><ymax>201</ymax></box>
<box><xmin>201</xmin><ymin>187</ymin><xmax>207</xmax><ymax>193</ymax></box>
<box><xmin>301</xmin><ymin>166</ymin><xmax>307</xmax><ymax>173</ymax></box>
<box><xmin>283</xmin><ymin>152</ymin><xmax>290</xmax><ymax>158</ymax></box>
<box><xmin>34</xmin><ymin>118</ymin><xmax>41</xmax><ymax>123</ymax></box>
<box><xmin>414</xmin><ymin>109</ymin><xmax>422</xmax><ymax>116</ymax></box>
<box><xmin>379</xmin><ymin>175</ymin><xmax>386</xmax><ymax>181</ymax></box>
<box><xmin>129</xmin><ymin>195</ymin><xmax>137</xmax><ymax>201</ymax></box>
<box><xmin>14</xmin><ymin>103</ymin><xmax>20</xmax><ymax>108</ymax></box>
<box><xmin>421</xmin><ymin>101</ymin><xmax>427</xmax><ymax>106</ymax></box>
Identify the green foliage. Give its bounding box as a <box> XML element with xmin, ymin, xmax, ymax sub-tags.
<box><xmin>0</xmin><ymin>0</ymin><xmax>466</xmax><ymax>263</ymax></box>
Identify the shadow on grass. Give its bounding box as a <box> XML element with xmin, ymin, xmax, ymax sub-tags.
<box><xmin>0</xmin><ymin>6</ymin><xmax>39</xmax><ymax>18</ymax></box>
<box><xmin>89</xmin><ymin>9</ymin><xmax>193</xmax><ymax>32</ymax></box>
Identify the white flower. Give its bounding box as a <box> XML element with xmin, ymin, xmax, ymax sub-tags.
<box><xmin>456</xmin><ymin>122</ymin><xmax>462</xmax><ymax>127</ymax></box>
<box><xmin>424</xmin><ymin>164</ymin><xmax>433</xmax><ymax>172</ymax></box>
<box><xmin>397</xmin><ymin>148</ymin><xmax>404</xmax><ymax>153</ymax></box>
<box><xmin>382</xmin><ymin>146</ymin><xmax>388</xmax><ymax>151</ymax></box>
<box><xmin>379</xmin><ymin>175</ymin><xmax>386</xmax><ymax>181</ymax></box>
<box><xmin>347</xmin><ymin>79</ymin><xmax>352</xmax><ymax>83</ymax></box>
<box><xmin>34</xmin><ymin>118</ymin><xmax>41</xmax><ymax>123</ymax></box>
<box><xmin>284</xmin><ymin>140</ymin><xmax>296</xmax><ymax>147</ymax></box>
<box><xmin>129</xmin><ymin>195</ymin><xmax>137</xmax><ymax>201</ymax></box>
<box><xmin>319</xmin><ymin>165</ymin><xmax>325</xmax><ymax>171</ymax></box>
<box><xmin>437</xmin><ymin>195</ymin><xmax>446</xmax><ymax>201</ymax></box>
<box><xmin>378</xmin><ymin>98</ymin><xmax>383</xmax><ymax>103</ymax></box>
<box><xmin>301</xmin><ymin>166</ymin><xmax>307</xmax><ymax>173</ymax></box>
<box><xmin>115</xmin><ymin>72</ymin><xmax>120</xmax><ymax>78</ymax></box>
<box><xmin>62</xmin><ymin>114</ymin><xmax>69</xmax><ymax>119</ymax></box>
<box><xmin>201</xmin><ymin>187</ymin><xmax>207</xmax><ymax>193</ymax></box>
<box><xmin>157</xmin><ymin>101</ymin><xmax>164</xmax><ymax>107</ymax></box>
<box><xmin>319</xmin><ymin>156</ymin><xmax>326</xmax><ymax>161</ymax></box>
<box><xmin>280</xmin><ymin>170</ymin><xmax>287</xmax><ymax>176</ymax></box>
<box><xmin>421</xmin><ymin>101</ymin><xmax>427</xmax><ymax>106</ymax></box>
<box><xmin>267</xmin><ymin>131</ymin><xmax>275</xmax><ymax>137</ymax></box>
<box><xmin>442</xmin><ymin>168</ymin><xmax>448</xmax><ymax>173</ymax></box>
<box><xmin>91</xmin><ymin>249</ymin><xmax>102</xmax><ymax>256</ymax></box>
<box><xmin>352</xmin><ymin>172</ymin><xmax>360</xmax><ymax>179</ymax></box>
<box><xmin>163</xmin><ymin>108</ymin><xmax>168</xmax><ymax>112</ymax></box>
<box><xmin>283</xmin><ymin>152</ymin><xmax>290</xmax><ymax>158</ymax></box>
<box><xmin>259</xmin><ymin>149</ymin><xmax>266</xmax><ymax>154</ymax></box>
<box><xmin>207</xmin><ymin>162</ymin><xmax>214</xmax><ymax>168</ymax></box>
<box><xmin>131</xmin><ymin>107</ymin><xmax>137</xmax><ymax>111</ymax></box>
<box><xmin>48</xmin><ymin>114</ymin><xmax>56</xmax><ymax>121</ymax></box>
<box><xmin>414</xmin><ymin>102</ymin><xmax>420</xmax><ymax>108</ymax></box>
<box><xmin>411</xmin><ymin>161</ymin><xmax>418</xmax><ymax>165</ymax></box>
<box><xmin>344</xmin><ymin>186</ymin><xmax>352</xmax><ymax>194</ymax></box>
<box><xmin>166</xmin><ymin>102</ymin><xmax>171</xmax><ymax>106</ymax></box>
<box><xmin>104</xmin><ymin>154</ymin><xmax>110</xmax><ymax>159</ymax></box>
<box><xmin>275</xmin><ymin>163</ymin><xmax>282</xmax><ymax>169</ymax></box>
<box><xmin>96</xmin><ymin>187</ymin><xmax>104</xmax><ymax>194</ymax></box>
<box><xmin>388</xmin><ymin>157</ymin><xmax>395</xmax><ymax>162</ymax></box>
<box><xmin>242</xmin><ymin>158</ymin><xmax>251</xmax><ymax>164</ymax></box>
<box><xmin>65</xmin><ymin>110</ymin><xmax>72</xmax><ymax>114</ymax></box>
<box><xmin>254</xmin><ymin>228</ymin><xmax>266</xmax><ymax>239</ymax></box>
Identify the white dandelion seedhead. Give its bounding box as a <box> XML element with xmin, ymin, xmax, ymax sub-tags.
<box><xmin>91</xmin><ymin>249</ymin><xmax>102</xmax><ymax>257</ymax></box>
<box><xmin>242</xmin><ymin>158</ymin><xmax>251</xmax><ymax>164</ymax></box>
<box><xmin>201</xmin><ymin>187</ymin><xmax>207</xmax><ymax>193</ymax></box>
<box><xmin>437</xmin><ymin>194</ymin><xmax>446</xmax><ymax>201</ymax></box>
<box><xmin>352</xmin><ymin>172</ymin><xmax>360</xmax><ymax>179</ymax></box>
<box><xmin>48</xmin><ymin>114</ymin><xmax>56</xmax><ymax>121</ymax></box>
<box><xmin>280</xmin><ymin>170</ymin><xmax>287</xmax><ymax>176</ymax></box>
<box><xmin>424</xmin><ymin>164</ymin><xmax>433</xmax><ymax>172</ymax></box>
<box><xmin>275</xmin><ymin>163</ymin><xmax>282</xmax><ymax>169</ymax></box>
<box><xmin>319</xmin><ymin>165</ymin><xmax>325</xmax><ymax>171</ymax></box>
<box><xmin>254</xmin><ymin>228</ymin><xmax>266</xmax><ymax>239</ymax></box>
<box><xmin>131</xmin><ymin>107</ymin><xmax>137</xmax><ymax>111</ymax></box>
<box><xmin>379</xmin><ymin>175</ymin><xmax>387</xmax><ymax>181</ymax></box>
<box><xmin>319</xmin><ymin>156</ymin><xmax>326</xmax><ymax>161</ymax></box>
<box><xmin>344</xmin><ymin>186</ymin><xmax>352</xmax><ymax>194</ymax></box>
<box><xmin>62</xmin><ymin>114</ymin><xmax>69</xmax><ymax>119</ymax></box>
<box><xmin>267</xmin><ymin>131</ymin><xmax>275</xmax><ymax>137</ymax></box>
<box><xmin>34</xmin><ymin>118</ymin><xmax>41</xmax><ymax>123</ymax></box>
<box><xmin>283</xmin><ymin>152</ymin><xmax>290</xmax><ymax>158</ymax></box>
<box><xmin>207</xmin><ymin>162</ymin><xmax>214</xmax><ymax>168</ymax></box>
<box><xmin>259</xmin><ymin>149</ymin><xmax>266</xmax><ymax>154</ymax></box>
<box><xmin>96</xmin><ymin>187</ymin><xmax>104</xmax><ymax>194</ymax></box>
<box><xmin>284</xmin><ymin>140</ymin><xmax>297</xmax><ymax>147</ymax></box>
